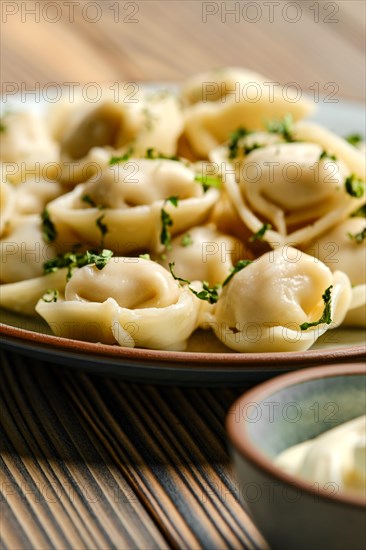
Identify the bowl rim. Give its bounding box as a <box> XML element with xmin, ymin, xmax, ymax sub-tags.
<box><xmin>226</xmin><ymin>363</ymin><xmax>366</xmax><ymax>508</ymax></box>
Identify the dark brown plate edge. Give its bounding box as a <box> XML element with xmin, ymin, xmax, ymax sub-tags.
<box><xmin>1</xmin><ymin>322</ymin><xmax>365</xmax><ymax>368</ymax></box>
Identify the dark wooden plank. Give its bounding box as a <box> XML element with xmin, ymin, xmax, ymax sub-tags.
<box><xmin>0</xmin><ymin>351</ymin><xmax>267</xmax><ymax>549</ymax></box>
<box><xmin>0</xmin><ymin>352</ymin><xmax>170</xmax><ymax>550</ymax></box>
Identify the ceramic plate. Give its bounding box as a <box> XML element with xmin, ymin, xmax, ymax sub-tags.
<box><xmin>1</xmin><ymin>94</ymin><xmax>365</xmax><ymax>384</ymax></box>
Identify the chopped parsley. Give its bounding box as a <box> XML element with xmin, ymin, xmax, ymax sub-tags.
<box><xmin>96</xmin><ymin>215</ymin><xmax>108</xmax><ymax>248</ymax></box>
<box><xmin>300</xmin><ymin>285</ymin><xmax>333</xmax><ymax>331</ymax></box>
<box><xmin>192</xmin><ymin>282</ymin><xmax>220</xmax><ymax>304</ymax></box>
<box><xmin>169</xmin><ymin>262</ymin><xmax>220</xmax><ymax>304</ymax></box>
<box><xmin>166</xmin><ymin>195</ymin><xmax>179</xmax><ymax>208</ymax></box>
<box><xmin>345</xmin><ymin>134</ymin><xmax>363</xmax><ymax>147</ymax></box>
<box><xmin>86</xmin><ymin>249</ymin><xmax>114</xmax><ymax>270</ymax></box>
<box><xmin>345</xmin><ymin>174</ymin><xmax>365</xmax><ymax>198</ymax></box>
<box><xmin>145</xmin><ymin>148</ymin><xmax>179</xmax><ymax>161</ymax></box>
<box><xmin>348</xmin><ymin>227</ymin><xmax>366</xmax><ymax>244</ymax></box>
<box><xmin>43</xmin><ymin>249</ymin><xmax>113</xmax><ymax>281</ymax></box>
<box><xmin>0</xmin><ymin>110</ymin><xmax>12</xmax><ymax>133</ymax></box>
<box><xmin>249</xmin><ymin>223</ymin><xmax>272</xmax><ymax>242</ymax></box>
<box><xmin>319</xmin><ymin>150</ymin><xmax>337</xmax><ymax>161</ymax></box>
<box><xmin>41</xmin><ymin>209</ymin><xmax>58</xmax><ymax>243</ymax></box>
<box><xmin>266</xmin><ymin>113</ymin><xmax>294</xmax><ymax>142</ymax></box>
<box><xmin>242</xmin><ymin>142</ymin><xmax>263</xmax><ymax>156</ymax></box>
<box><xmin>139</xmin><ymin>253</ymin><xmax>151</xmax><ymax>260</ymax></box>
<box><xmin>42</xmin><ymin>289</ymin><xmax>59</xmax><ymax>303</ymax></box>
<box><xmin>82</xmin><ymin>194</ymin><xmax>105</xmax><ymax>210</ymax></box>
<box><xmin>222</xmin><ymin>259</ymin><xmax>252</xmax><ymax>287</ymax></box>
<box><xmin>109</xmin><ymin>148</ymin><xmax>134</xmax><ymax>165</ymax></box>
<box><xmin>351</xmin><ymin>204</ymin><xmax>366</xmax><ymax>218</ymax></box>
<box><xmin>160</xmin><ymin>196</ymin><xmax>179</xmax><ymax>249</ymax></box>
<box><xmin>228</xmin><ymin>127</ymin><xmax>251</xmax><ymax>159</ymax></box>
<box><xmin>82</xmin><ymin>194</ymin><xmax>97</xmax><ymax>207</ymax></box>
<box><xmin>181</xmin><ymin>233</ymin><xmax>193</xmax><ymax>247</ymax></box>
<box><xmin>194</xmin><ymin>173</ymin><xmax>221</xmax><ymax>192</ymax></box>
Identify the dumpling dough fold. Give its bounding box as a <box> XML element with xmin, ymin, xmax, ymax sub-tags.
<box><xmin>209</xmin><ymin>247</ymin><xmax>352</xmax><ymax>352</ymax></box>
<box><xmin>36</xmin><ymin>258</ymin><xmax>201</xmax><ymax>350</ymax></box>
<box><xmin>47</xmin><ymin>159</ymin><xmax>219</xmax><ymax>254</ymax></box>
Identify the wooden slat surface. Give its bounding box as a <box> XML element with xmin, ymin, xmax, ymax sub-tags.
<box><xmin>0</xmin><ymin>2</ymin><xmax>365</xmax><ymax>549</ymax></box>
<box><xmin>1</xmin><ymin>351</ymin><xmax>267</xmax><ymax>549</ymax></box>
<box><xmin>1</xmin><ymin>1</ymin><xmax>365</xmax><ymax>100</ymax></box>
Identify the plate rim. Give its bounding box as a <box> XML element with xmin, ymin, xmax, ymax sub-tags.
<box><xmin>1</xmin><ymin>322</ymin><xmax>365</xmax><ymax>368</ymax></box>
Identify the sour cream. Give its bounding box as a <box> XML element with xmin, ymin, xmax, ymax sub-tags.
<box><xmin>274</xmin><ymin>415</ymin><xmax>366</xmax><ymax>501</ymax></box>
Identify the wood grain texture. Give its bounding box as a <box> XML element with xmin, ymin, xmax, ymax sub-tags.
<box><xmin>0</xmin><ymin>2</ymin><xmax>365</xmax><ymax>548</ymax></box>
<box><xmin>1</xmin><ymin>1</ymin><xmax>365</xmax><ymax>100</ymax></box>
<box><xmin>0</xmin><ymin>351</ymin><xmax>268</xmax><ymax>549</ymax></box>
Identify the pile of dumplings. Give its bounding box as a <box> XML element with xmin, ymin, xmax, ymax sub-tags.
<box><xmin>0</xmin><ymin>67</ymin><xmax>365</xmax><ymax>353</ymax></box>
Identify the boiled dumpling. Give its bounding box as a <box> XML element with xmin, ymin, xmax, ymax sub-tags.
<box><xmin>182</xmin><ymin>67</ymin><xmax>269</xmax><ymax>105</ymax></box>
<box><xmin>158</xmin><ymin>224</ymin><xmax>247</xmax><ymax>285</ymax></box>
<box><xmin>0</xmin><ymin>175</ymin><xmax>15</xmax><ymax>236</ymax></box>
<box><xmin>183</xmin><ymin>67</ymin><xmax>314</xmax><ymax>157</ymax></box>
<box><xmin>0</xmin><ymin>213</ymin><xmax>80</xmax><ymax>283</ymax></box>
<box><xmin>36</xmin><ymin>257</ymin><xmax>201</xmax><ymax>350</ymax></box>
<box><xmin>0</xmin><ymin>111</ymin><xmax>59</xmax><ymax>184</ymax></box>
<box><xmin>304</xmin><ymin>217</ymin><xmax>366</xmax><ymax>327</ymax></box>
<box><xmin>59</xmin><ymin>90</ymin><xmax>184</xmax><ymax>185</ymax></box>
<box><xmin>14</xmin><ymin>178</ymin><xmax>64</xmax><ymax>215</ymax></box>
<box><xmin>0</xmin><ymin>215</ymin><xmax>58</xmax><ymax>283</ymax></box>
<box><xmin>47</xmin><ymin>159</ymin><xmax>219</xmax><ymax>254</ymax></box>
<box><xmin>292</xmin><ymin>122</ymin><xmax>365</xmax><ymax>180</ymax></box>
<box><xmin>211</xmin><ymin>128</ymin><xmax>365</xmax><ymax>246</ymax></box>
<box><xmin>0</xmin><ymin>269</ymin><xmax>68</xmax><ymax>315</ymax></box>
<box><xmin>61</xmin><ymin>101</ymin><xmax>139</xmax><ymax>161</ymax></box>
<box><xmin>209</xmin><ymin>247</ymin><xmax>352</xmax><ymax>352</ymax></box>
<box><xmin>131</xmin><ymin>90</ymin><xmax>184</xmax><ymax>155</ymax></box>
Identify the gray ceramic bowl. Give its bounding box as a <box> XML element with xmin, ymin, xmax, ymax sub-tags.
<box><xmin>226</xmin><ymin>363</ymin><xmax>366</xmax><ymax>550</ymax></box>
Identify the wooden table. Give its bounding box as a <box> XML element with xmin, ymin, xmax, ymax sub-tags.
<box><xmin>1</xmin><ymin>2</ymin><xmax>365</xmax><ymax>548</ymax></box>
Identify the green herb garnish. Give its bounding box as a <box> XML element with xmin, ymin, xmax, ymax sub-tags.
<box><xmin>43</xmin><ymin>249</ymin><xmax>113</xmax><ymax>281</ymax></box>
<box><xmin>160</xmin><ymin>196</ymin><xmax>179</xmax><ymax>249</ymax></box>
<box><xmin>194</xmin><ymin>173</ymin><xmax>221</xmax><ymax>192</ymax></box>
<box><xmin>249</xmin><ymin>223</ymin><xmax>272</xmax><ymax>242</ymax></box>
<box><xmin>109</xmin><ymin>148</ymin><xmax>134</xmax><ymax>165</ymax></box>
<box><xmin>351</xmin><ymin>204</ymin><xmax>366</xmax><ymax>218</ymax></box>
<box><xmin>300</xmin><ymin>285</ymin><xmax>333</xmax><ymax>330</ymax></box>
<box><xmin>82</xmin><ymin>194</ymin><xmax>97</xmax><ymax>207</ymax></box>
<box><xmin>139</xmin><ymin>253</ymin><xmax>151</xmax><ymax>260</ymax></box>
<box><xmin>96</xmin><ymin>215</ymin><xmax>108</xmax><ymax>248</ymax></box>
<box><xmin>181</xmin><ymin>233</ymin><xmax>193</xmax><ymax>247</ymax></box>
<box><xmin>42</xmin><ymin>289</ymin><xmax>59</xmax><ymax>303</ymax></box>
<box><xmin>266</xmin><ymin>114</ymin><xmax>294</xmax><ymax>142</ymax></box>
<box><xmin>345</xmin><ymin>174</ymin><xmax>365</xmax><ymax>198</ymax></box>
<box><xmin>41</xmin><ymin>209</ymin><xmax>58</xmax><ymax>243</ymax></box>
<box><xmin>145</xmin><ymin>148</ymin><xmax>179</xmax><ymax>161</ymax></box>
<box><xmin>169</xmin><ymin>262</ymin><xmax>220</xmax><ymax>304</ymax></box>
<box><xmin>348</xmin><ymin>227</ymin><xmax>366</xmax><ymax>244</ymax></box>
<box><xmin>242</xmin><ymin>142</ymin><xmax>263</xmax><ymax>156</ymax></box>
<box><xmin>86</xmin><ymin>249</ymin><xmax>113</xmax><ymax>270</ymax></box>
<box><xmin>319</xmin><ymin>150</ymin><xmax>337</xmax><ymax>161</ymax></box>
<box><xmin>0</xmin><ymin>110</ymin><xmax>12</xmax><ymax>133</ymax></box>
<box><xmin>345</xmin><ymin>134</ymin><xmax>363</xmax><ymax>147</ymax></box>
<box><xmin>228</xmin><ymin>127</ymin><xmax>251</xmax><ymax>159</ymax></box>
<box><xmin>222</xmin><ymin>259</ymin><xmax>252</xmax><ymax>287</ymax></box>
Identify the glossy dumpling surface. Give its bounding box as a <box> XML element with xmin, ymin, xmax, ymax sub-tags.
<box><xmin>36</xmin><ymin>258</ymin><xmax>201</xmax><ymax>350</ymax></box>
<box><xmin>210</xmin><ymin>247</ymin><xmax>352</xmax><ymax>352</ymax></box>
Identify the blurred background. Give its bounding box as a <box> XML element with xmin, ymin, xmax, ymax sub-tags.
<box><xmin>1</xmin><ymin>0</ymin><xmax>365</xmax><ymax>101</ymax></box>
